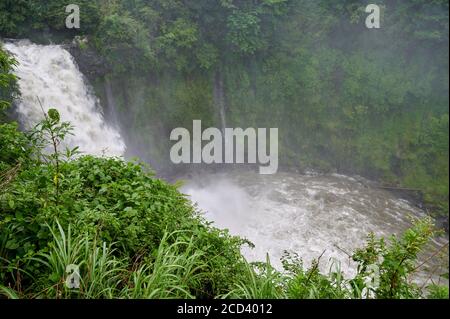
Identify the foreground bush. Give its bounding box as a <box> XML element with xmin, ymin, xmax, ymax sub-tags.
<box><xmin>0</xmin><ymin>153</ymin><xmax>251</xmax><ymax>298</ymax></box>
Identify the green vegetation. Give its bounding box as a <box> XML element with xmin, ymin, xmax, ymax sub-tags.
<box><xmin>0</xmin><ymin>49</ymin><xmax>448</xmax><ymax>298</ymax></box>
<box><xmin>0</xmin><ymin>1</ymin><xmax>448</xmax><ymax>215</ymax></box>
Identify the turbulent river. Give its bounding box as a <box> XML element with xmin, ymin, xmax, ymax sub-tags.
<box><xmin>5</xmin><ymin>40</ymin><xmax>448</xmax><ymax>286</ymax></box>
<box><xmin>182</xmin><ymin>171</ymin><xmax>448</xmax><ymax>284</ymax></box>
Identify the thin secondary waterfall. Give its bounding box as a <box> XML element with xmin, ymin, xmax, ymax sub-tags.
<box><xmin>214</xmin><ymin>69</ymin><xmax>227</xmax><ymax>132</ymax></box>
<box><xmin>4</xmin><ymin>40</ymin><xmax>125</xmax><ymax>157</ymax></box>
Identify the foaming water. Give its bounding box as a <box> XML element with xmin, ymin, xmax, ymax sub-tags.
<box><xmin>4</xmin><ymin>40</ymin><xmax>125</xmax><ymax>157</ymax></box>
<box><xmin>182</xmin><ymin>171</ymin><xmax>448</xmax><ymax>282</ymax></box>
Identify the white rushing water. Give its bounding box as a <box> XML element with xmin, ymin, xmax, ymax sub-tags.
<box><xmin>4</xmin><ymin>40</ymin><xmax>125</xmax><ymax>157</ymax></box>
<box><xmin>183</xmin><ymin>171</ymin><xmax>448</xmax><ymax>283</ymax></box>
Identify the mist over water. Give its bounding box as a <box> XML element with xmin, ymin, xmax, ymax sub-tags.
<box><xmin>4</xmin><ymin>40</ymin><xmax>125</xmax><ymax>157</ymax></box>
<box><xmin>182</xmin><ymin>171</ymin><xmax>448</xmax><ymax>281</ymax></box>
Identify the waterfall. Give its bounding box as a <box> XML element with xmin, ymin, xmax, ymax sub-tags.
<box><xmin>213</xmin><ymin>69</ymin><xmax>227</xmax><ymax>132</ymax></box>
<box><xmin>4</xmin><ymin>40</ymin><xmax>125</xmax><ymax>157</ymax></box>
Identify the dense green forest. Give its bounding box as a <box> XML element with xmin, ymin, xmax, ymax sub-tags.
<box><xmin>0</xmin><ymin>0</ymin><xmax>449</xmax><ymax>299</ymax></box>
<box><xmin>2</xmin><ymin>0</ymin><xmax>447</xmax><ymax>216</ymax></box>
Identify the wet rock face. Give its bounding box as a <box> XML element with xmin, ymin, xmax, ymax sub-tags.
<box><xmin>67</xmin><ymin>37</ymin><xmax>109</xmax><ymax>79</ymax></box>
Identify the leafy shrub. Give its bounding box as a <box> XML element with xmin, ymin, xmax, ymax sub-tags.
<box><xmin>351</xmin><ymin>218</ymin><xmax>436</xmax><ymax>299</ymax></box>
<box><xmin>0</xmin><ymin>109</ymin><xmax>247</xmax><ymax>298</ymax></box>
